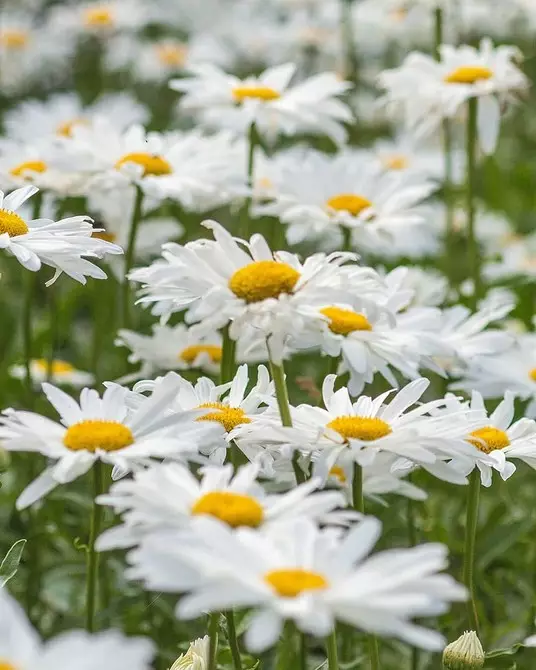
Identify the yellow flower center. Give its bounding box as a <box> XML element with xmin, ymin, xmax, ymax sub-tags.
<box><xmin>34</xmin><ymin>359</ymin><xmax>75</xmax><ymax>375</ymax></box>
<box><xmin>0</xmin><ymin>30</ymin><xmax>29</xmax><ymax>49</ymax></box>
<box><xmin>84</xmin><ymin>6</ymin><xmax>114</xmax><ymax>28</ymax></box>
<box><xmin>529</xmin><ymin>368</ymin><xmax>536</xmax><ymax>382</ymax></box>
<box><xmin>196</xmin><ymin>402</ymin><xmax>251</xmax><ymax>433</ymax></box>
<box><xmin>233</xmin><ymin>86</ymin><xmax>281</xmax><ymax>102</ymax></box>
<box><xmin>444</xmin><ymin>65</ymin><xmax>493</xmax><ymax>84</ymax></box>
<box><xmin>10</xmin><ymin>160</ymin><xmax>48</xmax><ymax>178</ymax></box>
<box><xmin>92</xmin><ymin>230</ymin><xmax>117</xmax><ymax>242</ymax></box>
<box><xmin>155</xmin><ymin>43</ymin><xmax>188</xmax><ymax>67</ymax></box>
<box><xmin>382</xmin><ymin>154</ymin><xmax>409</xmax><ymax>170</ymax></box>
<box><xmin>326</xmin><ymin>193</ymin><xmax>372</xmax><ymax>216</ymax></box>
<box><xmin>115</xmin><ymin>152</ymin><xmax>172</xmax><ymax>177</ymax></box>
<box><xmin>0</xmin><ymin>662</ymin><xmax>17</xmax><ymax>670</ymax></box>
<box><xmin>57</xmin><ymin>118</ymin><xmax>89</xmax><ymax>138</ymax></box>
<box><xmin>468</xmin><ymin>426</ymin><xmax>510</xmax><ymax>454</ymax></box>
<box><xmin>229</xmin><ymin>260</ymin><xmax>300</xmax><ymax>303</ymax></box>
<box><xmin>329</xmin><ymin>466</ymin><xmax>347</xmax><ymax>484</ymax></box>
<box><xmin>180</xmin><ymin>345</ymin><xmax>223</xmax><ymax>365</ymax></box>
<box><xmin>63</xmin><ymin>420</ymin><xmax>134</xmax><ymax>452</ymax></box>
<box><xmin>0</xmin><ymin>209</ymin><xmax>29</xmax><ymax>237</ymax></box>
<box><xmin>320</xmin><ymin>307</ymin><xmax>372</xmax><ymax>336</ymax></box>
<box><xmin>327</xmin><ymin>416</ymin><xmax>392</xmax><ymax>441</ymax></box>
<box><xmin>265</xmin><ymin>569</ymin><xmax>328</xmax><ymax>598</ymax></box>
<box><xmin>191</xmin><ymin>491</ymin><xmax>264</xmax><ymax>528</ymax></box>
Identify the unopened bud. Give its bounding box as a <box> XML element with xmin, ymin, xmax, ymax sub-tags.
<box><xmin>170</xmin><ymin>636</ymin><xmax>209</xmax><ymax>670</ymax></box>
<box><xmin>443</xmin><ymin>631</ymin><xmax>485</xmax><ymax>669</ymax></box>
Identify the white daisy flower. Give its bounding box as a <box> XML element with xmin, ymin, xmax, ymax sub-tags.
<box><xmin>0</xmin><ymin>588</ymin><xmax>154</xmax><ymax>670</ymax></box>
<box><xmin>382</xmin><ymin>266</ymin><xmax>449</xmax><ymax>308</ymax></box>
<box><xmin>131</xmin><ymin>220</ymin><xmax>356</xmax><ymax>363</ymax></box>
<box><xmin>0</xmin><ymin>185</ymin><xmax>122</xmax><ymax>284</ymax></box>
<box><xmin>49</xmin><ymin>0</ymin><xmax>151</xmax><ymax>39</ymax></box>
<box><xmin>168</xmin><ymin>516</ymin><xmax>467</xmax><ymax>652</ymax></box>
<box><xmin>9</xmin><ymin>359</ymin><xmax>94</xmax><ymax>388</ymax></box>
<box><xmin>170</xmin><ymin>636</ymin><xmax>209</xmax><ymax>670</ymax></box>
<box><xmin>0</xmin><ymin>372</ymin><xmax>215</xmax><ymax>509</ymax></box>
<box><xmin>96</xmin><ymin>461</ymin><xmax>347</xmax><ymax>551</ymax></box>
<box><xmin>170</xmin><ymin>62</ymin><xmax>353</xmax><ymax>145</ymax></box>
<box><xmin>378</xmin><ymin>39</ymin><xmax>528</xmax><ymax>153</ymax></box>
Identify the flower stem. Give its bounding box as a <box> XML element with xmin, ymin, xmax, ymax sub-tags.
<box><xmin>23</xmin><ymin>271</ymin><xmax>36</xmax><ymax>406</ymax></box>
<box><xmin>46</xmin><ymin>286</ymin><xmax>58</xmax><ymax>382</ymax></box>
<box><xmin>342</xmin><ymin>226</ymin><xmax>352</xmax><ymax>252</ymax></box>
<box><xmin>369</xmin><ymin>636</ymin><xmax>380</xmax><ymax>670</ymax></box>
<box><xmin>86</xmin><ymin>460</ymin><xmax>104</xmax><ymax>632</ymax></box>
<box><xmin>326</xmin><ymin>630</ymin><xmax>339</xmax><ymax>670</ymax></box>
<box><xmin>466</xmin><ymin>97</ymin><xmax>480</xmax><ymax>310</ymax></box>
<box><xmin>407</xmin><ymin>493</ymin><xmax>419</xmax><ymax>670</ymax></box>
<box><xmin>352</xmin><ymin>462</ymin><xmax>364</xmax><ymax>513</ymax></box>
<box><xmin>220</xmin><ymin>325</ymin><xmax>237</xmax><ymax>385</ymax></box>
<box><xmin>299</xmin><ymin>632</ymin><xmax>307</xmax><ymax>670</ymax></box>
<box><xmin>463</xmin><ymin>469</ymin><xmax>481</xmax><ymax>634</ymax></box>
<box><xmin>434</xmin><ymin>7</ymin><xmax>443</xmax><ymax>61</ymax></box>
<box><xmin>208</xmin><ymin>612</ymin><xmax>219</xmax><ymax>670</ymax></box>
<box><xmin>240</xmin><ymin>121</ymin><xmax>257</xmax><ymax>239</ymax></box>
<box><xmin>226</xmin><ymin>611</ymin><xmax>242</xmax><ymax>670</ymax></box>
<box><xmin>269</xmin><ymin>356</ymin><xmax>305</xmax><ymax>484</ymax></box>
<box><xmin>340</xmin><ymin>0</ymin><xmax>358</xmax><ymax>82</ymax></box>
<box><xmin>122</xmin><ymin>184</ymin><xmax>144</xmax><ymax>327</ymax></box>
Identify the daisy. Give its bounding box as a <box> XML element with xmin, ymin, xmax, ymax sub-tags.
<box><xmin>382</xmin><ymin>266</ymin><xmax>449</xmax><ymax>308</ymax></box>
<box><xmin>49</xmin><ymin>0</ymin><xmax>151</xmax><ymax>39</ymax></box>
<box><xmin>378</xmin><ymin>39</ymin><xmax>528</xmax><ymax>153</ymax></box>
<box><xmin>131</xmin><ymin>220</ymin><xmax>356</xmax><ymax>363</ymax></box>
<box><xmin>163</xmin><ymin>516</ymin><xmax>466</xmax><ymax>652</ymax></box>
<box><xmin>442</xmin><ymin>391</ymin><xmax>536</xmax><ymax>486</ymax></box>
<box><xmin>96</xmin><ymin>461</ymin><xmax>347</xmax><ymax>551</ymax></box>
<box><xmin>170</xmin><ymin>637</ymin><xmax>210</xmax><ymax>670</ymax></box>
<box><xmin>0</xmin><ymin>589</ymin><xmax>154</xmax><ymax>670</ymax></box>
<box><xmin>9</xmin><ymin>359</ymin><xmax>94</xmax><ymax>388</ymax></box>
<box><xmin>170</xmin><ymin>62</ymin><xmax>353</xmax><ymax>144</ymax></box>
<box><xmin>0</xmin><ymin>185</ymin><xmax>122</xmax><ymax>284</ymax></box>
<box><xmin>0</xmin><ymin>372</ymin><xmax>217</xmax><ymax>509</ymax></box>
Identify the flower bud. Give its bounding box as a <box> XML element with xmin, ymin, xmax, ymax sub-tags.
<box><xmin>443</xmin><ymin>631</ymin><xmax>485</xmax><ymax>669</ymax></box>
<box><xmin>170</xmin><ymin>636</ymin><xmax>209</xmax><ymax>670</ymax></box>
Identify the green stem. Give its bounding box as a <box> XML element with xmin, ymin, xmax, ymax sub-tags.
<box><xmin>23</xmin><ymin>271</ymin><xmax>36</xmax><ymax>406</ymax></box>
<box><xmin>207</xmin><ymin>612</ymin><xmax>219</xmax><ymax>670</ymax></box>
<box><xmin>220</xmin><ymin>325</ymin><xmax>237</xmax><ymax>385</ymax></box>
<box><xmin>86</xmin><ymin>460</ymin><xmax>104</xmax><ymax>632</ymax></box>
<box><xmin>326</xmin><ymin>630</ymin><xmax>339</xmax><ymax>670</ymax></box>
<box><xmin>240</xmin><ymin>122</ymin><xmax>257</xmax><ymax>239</ymax></box>
<box><xmin>466</xmin><ymin>98</ymin><xmax>480</xmax><ymax>310</ymax></box>
<box><xmin>268</xmin><ymin>356</ymin><xmax>305</xmax><ymax>484</ymax></box>
<box><xmin>434</xmin><ymin>7</ymin><xmax>443</xmax><ymax>61</ymax></box>
<box><xmin>369</xmin><ymin>636</ymin><xmax>380</xmax><ymax>670</ymax></box>
<box><xmin>340</xmin><ymin>0</ymin><xmax>358</xmax><ymax>82</ymax></box>
<box><xmin>463</xmin><ymin>469</ymin><xmax>481</xmax><ymax>634</ymax></box>
<box><xmin>342</xmin><ymin>226</ymin><xmax>352</xmax><ymax>252</ymax></box>
<box><xmin>226</xmin><ymin>611</ymin><xmax>242</xmax><ymax>670</ymax></box>
<box><xmin>122</xmin><ymin>184</ymin><xmax>144</xmax><ymax>327</ymax></box>
<box><xmin>443</xmin><ymin>119</ymin><xmax>455</xmax><ymax>284</ymax></box>
<box><xmin>352</xmin><ymin>463</ymin><xmax>364</xmax><ymax>513</ymax></box>
<box><xmin>46</xmin><ymin>286</ymin><xmax>58</xmax><ymax>383</ymax></box>
<box><xmin>407</xmin><ymin>494</ymin><xmax>418</xmax><ymax>670</ymax></box>
<box><xmin>299</xmin><ymin>632</ymin><xmax>307</xmax><ymax>670</ymax></box>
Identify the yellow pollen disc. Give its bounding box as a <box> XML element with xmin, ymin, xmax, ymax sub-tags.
<box><xmin>34</xmin><ymin>359</ymin><xmax>75</xmax><ymax>375</ymax></box>
<box><xmin>155</xmin><ymin>43</ymin><xmax>188</xmax><ymax>67</ymax></box>
<box><xmin>63</xmin><ymin>420</ymin><xmax>134</xmax><ymax>453</ymax></box>
<box><xmin>383</xmin><ymin>154</ymin><xmax>409</xmax><ymax>170</ymax></box>
<box><xmin>229</xmin><ymin>261</ymin><xmax>300</xmax><ymax>303</ymax></box>
<box><xmin>320</xmin><ymin>307</ymin><xmax>372</xmax><ymax>336</ymax></box>
<box><xmin>265</xmin><ymin>569</ymin><xmax>328</xmax><ymax>598</ymax></box>
<box><xmin>92</xmin><ymin>230</ymin><xmax>117</xmax><ymax>242</ymax></box>
<box><xmin>327</xmin><ymin>416</ymin><xmax>392</xmax><ymax>441</ymax></box>
<box><xmin>326</xmin><ymin>193</ymin><xmax>372</xmax><ymax>216</ymax></box>
<box><xmin>468</xmin><ymin>426</ymin><xmax>510</xmax><ymax>454</ymax></box>
<box><xmin>444</xmin><ymin>65</ymin><xmax>493</xmax><ymax>84</ymax></box>
<box><xmin>0</xmin><ymin>662</ymin><xmax>17</xmax><ymax>670</ymax></box>
<box><xmin>529</xmin><ymin>368</ymin><xmax>536</xmax><ymax>382</ymax></box>
<box><xmin>84</xmin><ymin>7</ymin><xmax>114</xmax><ymax>27</ymax></box>
<box><xmin>57</xmin><ymin>118</ymin><xmax>89</xmax><ymax>138</ymax></box>
<box><xmin>0</xmin><ymin>209</ymin><xmax>29</xmax><ymax>237</ymax></box>
<box><xmin>180</xmin><ymin>345</ymin><xmax>223</xmax><ymax>365</ymax></box>
<box><xmin>329</xmin><ymin>466</ymin><xmax>347</xmax><ymax>484</ymax></box>
<box><xmin>233</xmin><ymin>86</ymin><xmax>281</xmax><ymax>102</ymax></box>
<box><xmin>115</xmin><ymin>152</ymin><xmax>172</xmax><ymax>177</ymax></box>
<box><xmin>196</xmin><ymin>402</ymin><xmax>251</xmax><ymax>433</ymax></box>
<box><xmin>191</xmin><ymin>491</ymin><xmax>263</xmax><ymax>528</ymax></box>
<box><xmin>10</xmin><ymin>160</ymin><xmax>48</xmax><ymax>178</ymax></box>
<box><xmin>0</xmin><ymin>30</ymin><xmax>29</xmax><ymax>49</ymax></box>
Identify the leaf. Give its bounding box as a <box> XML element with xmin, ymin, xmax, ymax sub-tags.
<box><xmin>0</xmin><ymin>539</ymin><xmax>27</xmax><ymax>587</ymax></box>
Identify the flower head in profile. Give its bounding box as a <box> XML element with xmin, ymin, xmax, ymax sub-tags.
<box><xmin>9</xmin><ymin>359</ymin><xmax>94</xmax><ymax>388</ymax></box>
<box><xmin>170</xmin><ymin>62</ymin><xmax>352</xmax><ymax>144</ymax></box>
<box><xmin>170</xmin><ymin>636</ymin><xmax>209</xmax><ymax>670</ymax></box>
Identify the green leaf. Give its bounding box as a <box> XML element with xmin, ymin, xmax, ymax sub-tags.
<box><xmin>0</xmin><ymin>539</ymin><xmax>26</xmax><ymax>587</ymax></box>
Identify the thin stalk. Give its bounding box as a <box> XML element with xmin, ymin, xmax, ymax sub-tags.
<box><xmin>326</xmin><ymin>630</ymin><xmax>339</xmax><ymax>670</ymax></box>
<box><xmin>407</xmin><ymin>492</ymin><xmax>419</xmax><ymax>670</ymax></box>
<box><xmin>433</xmin><ymin>7</ymin><xmax>443</xmax><ymax>61</ymax></box>
<box><xmin>268</xmin><ymin>355</ymin><xmax>305</xmax><ymax>484</ymax></box>
<box><xmin>299</xmin><ymin>632</ymin><xmax>307</xmax><ymax>670</ymax></box>
<box><xmin>442</xmin><ymin>119</ymin><xmax>455</xmax><ymax>283</ymax></box>
<box><xmin>46</xmin><ymin>286</ymin><xmax>58</xmax><ymax>382</ymax></box>
<box><xmin>466</xmin><ymin>98</ymin><xmax>480</xmax><ymax>310</ymax></box>
<box><xmin>240</xmin><ymin>121</ymin><xmax>257</xmax><ymax>238</ymax></box>
<box><xmin>352</xmin><ymin>463</ymin><xmax>364</xmax><ymax>513</ymax></box>
<box><xmin>86</xmin><ymin>460</ymin><xmax>104</xmax><ymax>632</ymax></box>
<box><xmin>122</xmin><ymin>184</ymin><xmax>144</xmax><ymax>327</ymax></box>
<box><xmin>207</xmin><ymin>612</ymin><xmax>219</xmax><ymax>670</ymax></box>
<box><xmin>226</xmin><ymin>611</ymin><xmax>242</xmax><ymax>670</ymax></box>
<box><xmin>369</xmin><ymin>636</ymin><xmax>380</xmax><ymax>670</ymax></box>
<box><xmin>342</xmin><ymin>226</ymin><xmax>352</xmax><ymax>252</ymax></box>
<box><xmin>220</xmin><ymin>325</ymin><xmax>237</xmax><ymax>385</ymax></box>
<box><xmin>340</xmin><ymin>0</ymin><xmax>358</xmax><ymax>82</ymax></box>
<box><xmin>23</xmin><ymin>271</ymin><xmax>36</xmax><ymax>406</ymax></box>
<box><xmin>462</xmin><ymin>469</ymin><xmax>481</xmax><ymax>634</ymax></box>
